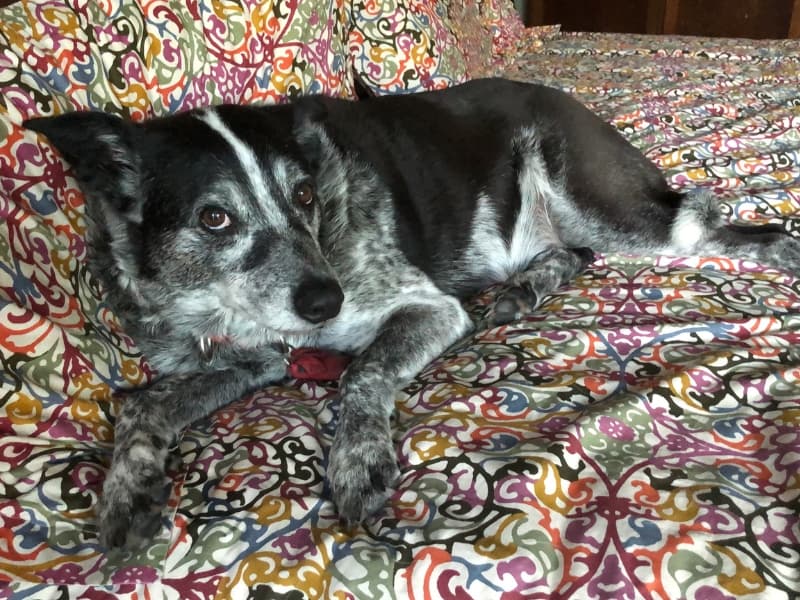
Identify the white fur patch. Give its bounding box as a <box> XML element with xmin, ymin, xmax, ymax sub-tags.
<box><xmin>317</xmin><ymin>284</ymin><xmax>471</xmax><ymax>357</ymax></box>
<box><xmin>464</xmin><ymin>127</ymin><xmax>562</xmax><ymax>283</ymax></box>
<box><xmin>669</xmin><ymin>212</ymin><xmax>707</xmax><ymax>253</ymax></box>
<box><xmin>129</xmin><ymin>442</ymin><xmax>156</xmax><ymax>463</ymax></box>
<box><xmin>195</xmin><ymin>109</ymin><xmax>288</xmax><ymax>229</ymax></box>
<box><xmin>464</xmin><ymin>195</ymin><xmax>509</xmax><ymax>281</ymax></box>
<box><xmin>508</xmin><ymin>127</ymin><xmax>561</xmax><ymax>268</ymax></box>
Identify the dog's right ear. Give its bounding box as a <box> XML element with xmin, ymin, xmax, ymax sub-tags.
<box><xmin>25</xmin><ymin>112</ymin><xmax>142</xmax><ymax>216</ymax></box>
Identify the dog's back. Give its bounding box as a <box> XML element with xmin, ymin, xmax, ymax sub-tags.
<box><xmin>298</xmin><ymin>79</ymin><xmax>680</xmax><ymax>294</ymax></box>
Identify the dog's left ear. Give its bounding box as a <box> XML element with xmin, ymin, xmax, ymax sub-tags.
<box><xmin>25</xmin><ymin>111</ymin><xmax>142</xmax><ymax>216</ymax></box>
<box><xmin>292</xmin><ymin>97</ymin><xmax>331</xmax><ymax>174</ymax></box>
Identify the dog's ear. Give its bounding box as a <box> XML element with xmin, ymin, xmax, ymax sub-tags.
<box><xmin>25</xmin><ymin>112</ymin><xmax>142</xmax><ymax>216</ymax></box>
<box><xmin>26</xmin><ymin>112</ymin><xmax>149</xmax><ymax>301</ymax></box>
<box><xmin>292</xmin><ymin>97</ymin><xmax>331</xmax><ymax>174</ymax></box>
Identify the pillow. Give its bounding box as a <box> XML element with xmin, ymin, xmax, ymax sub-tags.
<box><xmin>480</xmin><ymin>0</ymin><xmax>527</xmax><ymax>58</ymax></box>
<box><xmin>348</xmin><ymin>0</ymin><xmax>469</xmax><ymax>95</ymax></box>
<box><xmin>436</xmin><ymin>3</ymin><xmax>495</xmax><ymax>78</ymax></box>
<box><xmin>0</xmin><ymin>0</ymin><xmax>354</xmax><ymax>122</ymax></box>
<box><xmin>438</xmin><ymin>0</ymin><xmax>560</xmax><ymax>78</ymax></box>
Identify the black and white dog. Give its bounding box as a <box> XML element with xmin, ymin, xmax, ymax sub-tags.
<box><xmin>26</xmin><ymin>78</ymin><xmax>799</xmax><ymax>549</ymax></box>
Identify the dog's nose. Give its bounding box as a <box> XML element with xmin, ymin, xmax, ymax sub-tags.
<box><xmin>293</xmin><ymin>277</ymin><xmax>344</xmax><ymax>324</ymax></box>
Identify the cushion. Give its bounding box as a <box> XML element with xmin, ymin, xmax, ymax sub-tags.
<box><xmin>348</xmin><ymin>0</ymin><xmax>469</xmax><ymax>94</ymax></box>
<box><xmin>0</xmin><ymin>0</ymin><xmax>355</xmax><ymax>122</ymax></box>
<box><xmin>437</xmin><ymin>0</ymin><xmax>560</xmax><ymax>78</ymax></box>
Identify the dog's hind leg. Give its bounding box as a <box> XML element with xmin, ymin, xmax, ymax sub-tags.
<box><xmin>486</xmin><ymin>245</ymin><xmax>595</xmax><ymax>326</ymax></box>
<box><xmin>670</xmin><ymin>191</ymin><xmax>800</xmax><ymax>273</ymax></box>
<box><xmin>99</xmin><ymin>356</ymin><xmax>285</xmax><ymax>549</ymax></box>
<box><xmin>327</xmin><ymin>296</ymin><xmax>473</xmax><ymax>524</ymax></box>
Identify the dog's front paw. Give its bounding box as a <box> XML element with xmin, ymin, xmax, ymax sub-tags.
<box><xmin>327</xmin><ymin>426</ymin><xmax>400</xmax><ymax>525</ymax></box>
<box><xmin>97</xmin><ymin>464</ymin><xmax>166</xmax><ymax>549</ymax></box>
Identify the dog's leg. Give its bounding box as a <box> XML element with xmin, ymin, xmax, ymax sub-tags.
<box><xmin>328</xmin><ymin>298</ymin><xmax>472</xmax><ymax>524</ymax></box>
<box><xmin>99</xmin><ymin>357</ymin><xmax>285</xmax><ymax>549</ymax></box>
<box><xmin>486</xmin><ymin>245</ymin><xmax>594</xmax><ymax>325</ymax></box>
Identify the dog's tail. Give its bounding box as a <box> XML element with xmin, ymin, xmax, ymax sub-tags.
<box><xmin>669</xmin><ymin>190</ymin><xmax>800</xmax><ymax>273</ymax></box>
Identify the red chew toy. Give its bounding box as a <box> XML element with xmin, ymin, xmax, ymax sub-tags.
<box><xmin>287</xmin><ymin>347</ymin><xmax>351</xmax><ymax>381</ymax></box>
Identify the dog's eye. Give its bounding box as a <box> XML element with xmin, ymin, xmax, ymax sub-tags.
<box><xmin>293</xmin><ymin>182</ymin><xmax>315</xmax><ymax>207</ymax></box>
<box><xmin>199</xmin><ymin>207</ymin><xmax>232</xmax><ymax>231</ymax></box>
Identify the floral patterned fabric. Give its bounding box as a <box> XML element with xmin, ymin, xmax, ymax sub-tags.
<box><xmin>348</xmin><ymin>0</ymin><xmax>468</xmax><ymax>94</ymax></box>
<box><xmin>2</xmin><ymin>6</ymin><xmax>800</xmax><ymax>599</ymax></box>
<box><xmin>0</xmin><ymin>0</ymin><xmax>355</xmax><ymax>121</ymax></box>
<box><xmin>439</xmin><ymin>0</ymin><xmax>561</xmax><ymax>78</ymax></box>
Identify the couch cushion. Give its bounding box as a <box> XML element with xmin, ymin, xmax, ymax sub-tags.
<box><xmin>438</xmin><ymin>0</ymin><xmax>561</xmax><ymax>78</ymax></box>
<box><xmin>0</xmin><ymin>0</ymin><xmax>355</xmax><ymax>121</ymax></box>
<box><xmin>348</xmin><ymin>0</ymin><xmax>468</xmax><ymax>94</ymax></box>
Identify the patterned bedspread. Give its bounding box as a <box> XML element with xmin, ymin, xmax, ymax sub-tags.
<box><xmin>2</xmin><ymin>20</ymin><xmax>800</xmax><ymax>600</ymax></box>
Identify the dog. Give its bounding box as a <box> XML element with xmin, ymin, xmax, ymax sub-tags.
<box><xmin>25</xmin><ymin>77</ymin><xmax>800</xmax><ymax>549</ymax></box>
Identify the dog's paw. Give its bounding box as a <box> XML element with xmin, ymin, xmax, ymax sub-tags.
<box><xmin>486</xmin><ymin>246</ymin><xmax>595</xmax><ymax>326</ymax></box>
<box><xmin>327</xmin><ymin>431</ymin><xmax>400</xmax><ymax>525</ymax></box>
<box><xmin>97</xmin><ymin>467</ymin><xmax>167</xmax><ymax>549</ymax></box>
<box><xmin>490</xmin><ymin>285</ymin><xmax>538</xmax><ymax>325</ymax></box>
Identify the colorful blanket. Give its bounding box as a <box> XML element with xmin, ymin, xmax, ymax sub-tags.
<box><xmin>1</xmin><ymin>5</ymin><xmax>799</xmax><ymax>599</ymax></box>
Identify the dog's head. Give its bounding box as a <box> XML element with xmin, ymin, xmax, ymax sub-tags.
<box><xmin>25</xmin><ymin>104</ymin><xmax>344</xmax><ymax>345</ymax></box>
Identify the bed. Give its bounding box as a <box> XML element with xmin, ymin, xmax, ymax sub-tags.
<box><xmin>1</xmin><ymin>2</ymin><xmax>798</xmax><ymax>599</ymax></box>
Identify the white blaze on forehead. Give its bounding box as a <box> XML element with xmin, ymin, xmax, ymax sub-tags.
<box><xmin>195</xmin><ymin>108</ymin><xmax>288</xmax><ymax>228</ymax></box>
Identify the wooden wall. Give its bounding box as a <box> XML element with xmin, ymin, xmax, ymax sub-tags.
<box><xmin>526</xmin><ymin>0</ymin><xmax>800</xmax><ymax>38</ymax></box>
